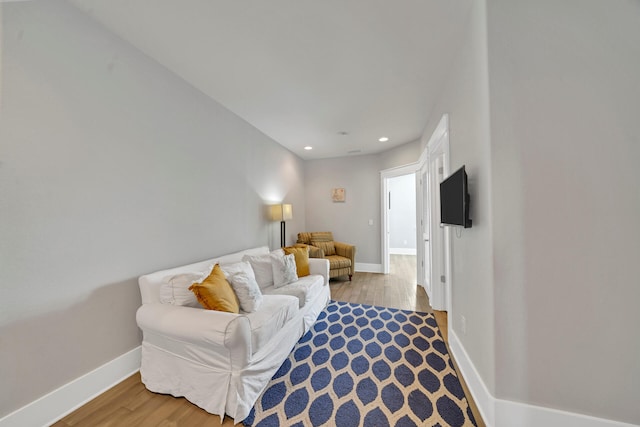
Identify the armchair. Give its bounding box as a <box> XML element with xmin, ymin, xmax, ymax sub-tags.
<box><xmin>297</xmin><ymin>232</ymin><xmax>356</xmax><ymax>281</ymax></box>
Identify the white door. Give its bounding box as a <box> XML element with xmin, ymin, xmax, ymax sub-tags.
<box><xmin>419</xmin><ymin>164</ymin><xmax>431</xmax><ymax>295</ymax></box>
<box><xmin>428</xmin><ymin>152</ymin><xmax>448</xmax><ymax>310</ymax></box>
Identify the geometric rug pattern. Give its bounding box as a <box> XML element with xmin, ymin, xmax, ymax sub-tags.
<box><xmin>244</xmin><ymin>301</ymin><xmax>476</xmax><ymax>427</ymax></box>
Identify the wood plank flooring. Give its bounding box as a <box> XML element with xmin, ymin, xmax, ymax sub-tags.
<box><xmin>53</xmin><ymin>255</ymin><xmax>483</xmax><ymax>426</ymax></box>
<box><xmin>330</xmin><ymin>254</ymin><xmax>430</xmax><ymax>313</ymax></box>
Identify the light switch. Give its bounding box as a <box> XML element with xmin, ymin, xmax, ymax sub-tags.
<box><xmin>368</xmin><ymin>219</ymin><xmax>374</xmax><ymax>226</ymax></box>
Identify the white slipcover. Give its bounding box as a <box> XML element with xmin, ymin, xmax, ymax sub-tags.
<box><xmin>136</xmin><ymin>246</ymin><xmax>330</xmax><ymax>423</ymax></box>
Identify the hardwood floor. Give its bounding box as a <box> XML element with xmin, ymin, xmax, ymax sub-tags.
<box><xmin>330</xmin><ymin>255</ymin><xmax>430</xmax><ymax>313</ymax></box>
<box><xmin>53</xmin><ymin>255</ymin><xmax>483</xmax><ymax>426</ymax></box>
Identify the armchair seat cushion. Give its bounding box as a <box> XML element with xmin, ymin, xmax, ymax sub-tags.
<box><xmin>326</xmin><ymin>255</ymin><xmax>351</xmax><ymax>270</ymax></box>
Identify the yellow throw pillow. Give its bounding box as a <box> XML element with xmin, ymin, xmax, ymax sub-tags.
<box><xmin>188</xmin><ymin>264</ymin><xmax>240</xmax><ymax>313</ymax></box>
<box><xmin>283</xmin><ymin>246</ymin><xmax>310</xmax><ymax>277</ymax></box>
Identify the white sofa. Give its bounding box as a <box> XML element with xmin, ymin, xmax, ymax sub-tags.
<box><xmin>136</xmin><ymin>246</ymin><xmax>330</xmax><ymax>423</ymax></box>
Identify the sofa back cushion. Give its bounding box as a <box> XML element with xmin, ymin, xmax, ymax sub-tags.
<box><xmin>139</xmin><ymin>246</ymin><xmax>269</xmax><ymax>305</ymax></box>
<box><xmin>310</xmin><ymin>232</ymin><xmax>336</xmax><ymax>256</ymax></box>
<box><xmin>160</xmin><ymin>269</ymin><xmax>212</xmax><ymax>307</ymax></box>
<box><xmin>243</xmin><ymin>253</ymin><xmax>274</xmax><ymax>290</ymax></box>
<box><xmin>297</xmin><ymin>232</ymin><xmax>313</xmax><ymax>245</ymax></box>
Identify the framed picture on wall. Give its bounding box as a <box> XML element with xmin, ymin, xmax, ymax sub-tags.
<box><xmin>332</xmin><ymin>188</ymin><xmax>346</xmax><ymax>202</ymax></box>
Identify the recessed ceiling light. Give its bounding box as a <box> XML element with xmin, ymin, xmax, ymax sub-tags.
<box><xmin>378</xmin><ymin>137</ymin><xmax>389</xmax><ymax>142</ymax></box>
<box><xmin>304</xmin><ymin>146</ymin><xmax>313</xmax><ymax>150</ymax></box>
<box><xmin>338</xmin><ymin>131</ymin><xmax>349</xmax><ymax>136</ymax></box>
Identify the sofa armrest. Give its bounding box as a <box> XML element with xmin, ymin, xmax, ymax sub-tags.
<box><xmin>308</xmin><ymin>258</ymin><xmax>330</xmax><ymax>286</ymax></box>
<box><xmin>136</xmin><ymin>303</ymin><xmax>252</xmax><ymax>366</ymax></box>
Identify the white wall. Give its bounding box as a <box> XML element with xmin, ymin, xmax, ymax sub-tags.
<box><xmin>0</xmin><ymin>1</ymin><xmax>306</xmax><ymax>417</ymax></box>
<box><xmin>486</xmin><ymin>0</ymin><xmax>640</xmax><ymax>423</ymax></box>
<box><xmin>420</xmin><ymin>0</ymin><xmax>495</xmax><ymax>394</ymax></box>
<box><xmin>424</xmin><ymin>0</ymin><xmax>640</xmax><ymax>424</ymax></box>
<box><xmin>304</xmin><ymin>154</ymin><xmax>382</xmax><ymax>264</ymax></box>
<box><xmin>303</xmin><ymin>140</ymin><xmax>421</xmax><ymax>266</ymax></box>
<box><xmin>379</xmin><ymin>139</ymin><xmax>422</xmax><ymax>171</ymax></box>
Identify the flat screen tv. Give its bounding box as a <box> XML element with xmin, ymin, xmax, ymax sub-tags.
<box><xmin>440</xmin><ymin>165</ymin><xmax>472</xmax><ymax>228</ymax></box>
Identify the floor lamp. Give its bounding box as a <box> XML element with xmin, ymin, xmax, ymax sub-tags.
<box><xmin>271</xmin><ymin>204</ymin><xmax>293</xmax><ymax>247</ymax></box>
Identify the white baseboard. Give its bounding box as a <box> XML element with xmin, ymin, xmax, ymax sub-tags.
<box><xmin>389</xmin><ymin>248</ymin><xmax>417</xmax><ymax>255</ymax></box>
<box><xmin>355</xmin><ymin>263</ymin><xmax>383</xmax><ymax>273</ymax></box>
<box><xmin>448</xmin><ymin>332</ymin><xmax>638</xmax><ymax>427</ymax></box>
<box><xmin>448</xmin><ymin>330</ymin><xmax>495</xmax><ymax>425</ymax></box>
<box><xmin>0</xmin><ymin>346</ymin><xmax>141</xmax><ymax>427</ymax></box>
<box><xmin>494</xmin><ymin>398</ymin><xmax>640</xmax><ymax>427</ymax></box>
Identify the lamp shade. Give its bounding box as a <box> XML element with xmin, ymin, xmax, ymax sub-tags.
<box><xmin>270</xmin><ymin>204</ymin><xmax>293</xmax><ymax>221</ymax></box>
<box><xmin>282</xmin><ymin>204</ymin><xmax>293</xmax><ymax>221</ymax></box>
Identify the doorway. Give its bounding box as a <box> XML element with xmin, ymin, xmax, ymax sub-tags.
<box><xmin>380</xmin><ymin>114</ymin><xmax>451</xmax><ymax>313</ymax></box>
<box><xmin>388</xmin><ymin>174</ymin><xmax>417</xmax><ymax>256</ymax></box>
<box><xmin>381</xmin><ymin>164</ymin><xmax>419</xmax><ymax>275</ymax></box>
<box><xmin>387</xmin><ymin>174</ymin><xmax>417</xmax><ymax>281</ymax></box>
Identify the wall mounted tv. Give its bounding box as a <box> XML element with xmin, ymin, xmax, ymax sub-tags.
<box><xmin>440</xmin><ymin>165</ymin><xmax>472</xmax><ymax>228</ymax></box>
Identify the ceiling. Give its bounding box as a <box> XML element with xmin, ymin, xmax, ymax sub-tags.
<box><xmin>67</xmin><ymin>0</ymin><xmax>473</xmax><ymax>160</ymax></box>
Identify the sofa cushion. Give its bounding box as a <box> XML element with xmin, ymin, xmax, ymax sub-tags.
<box><xmin>217</xmin><ymin>246</ymin><xmax>269</xmax><ymax>264</ymax></box>
<box><xmin>271</xmin><ymin>252</ymin><xmax>298</xmax><ymax>288</ymax></box>
<box><xmin>244</xmin><ymin>294</ymin><xmax>299</xmax><ymax>354</ymax></box>
<box><xmin>283</xmin><ymin>246</ymin><xmax>310</xmax><ymax>277</ymax></box>
<box><xmin>140</xmin><ymin>246</ymin><xmax>270</xmax><ymax>305</ymax></box>
<box><xmin>326</xmin><ymin>255</ymin><xmax>352</xmax><ymax>270</ymax></box>
<box><xmin>263</xmin><ymin>274</ymin><xmax>324</xmax><ymax>308</ymax></box>
<box><xmin>189</xmin><ymin>264</ymin><xmax>240</xmax><ymax>313</ymax></box>
<box><xmin>160</xmin><ymin>269</ymin><xmax>212</xmax><ymax>307</ymax></box>
<box><xmin>220</xmin><ymin>260</ymin><xmax>255</xmax><ymax>280</ymax></box>
<box><xmin>242</xmin><ymin>253</ymin><xmax>274</xmax><ymax>289</ymax></box>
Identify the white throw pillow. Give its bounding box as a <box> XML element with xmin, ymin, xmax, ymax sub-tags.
<box><xmin>228</xmin><ymin>272</ymin><xmax>263</xmax><ymax>313</ymax></box>
<box><xmin>271</xmin><ymin>252</ymin><xmax>298</xmax><ymax>288</ymax></box>
<box><xmin>242</xmin><ymin>253</ymin><xmax>274</xmax><ymax>289</ymax></box>
<box><xmin>220</xmin><ymin>260</ymin><xmax>256</xmax><ymax>281</ymax></box>
<box><xmin>160</xmin><ymin>267</ymin><xmax>212</xmax><ymax>307</ymax></box>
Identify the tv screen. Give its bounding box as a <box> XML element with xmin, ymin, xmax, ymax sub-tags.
<box><xmin>440</xmin><ymin>165</ymin><xmax>472</xmax><ymax>228</ymax></box>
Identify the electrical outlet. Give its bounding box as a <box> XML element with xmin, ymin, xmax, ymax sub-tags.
<box><xmin>461</xmin><ymin>315</ymin><xmax>467</xmax><ymax>335</ymax></box>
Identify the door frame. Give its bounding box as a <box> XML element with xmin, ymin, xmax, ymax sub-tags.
<box><xmin>380</xmin><ymin>163</ymin><xmax>419</xmax><ymax>275</ymax></box>
<box><xmin>417</xmin><ymin>161</ymin><xmax>430</xmax><ymax>295</ymax></box>
<box><xmin>418</xmin><ymin>114</ymin><xmax>452</xmax><ymax>311</ymax></box>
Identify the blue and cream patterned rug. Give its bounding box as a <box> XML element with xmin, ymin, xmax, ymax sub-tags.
<box><xmin>244</xmin><ymin>301</ymin><xmax>477</xmax><ymax>427</ymax></box>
